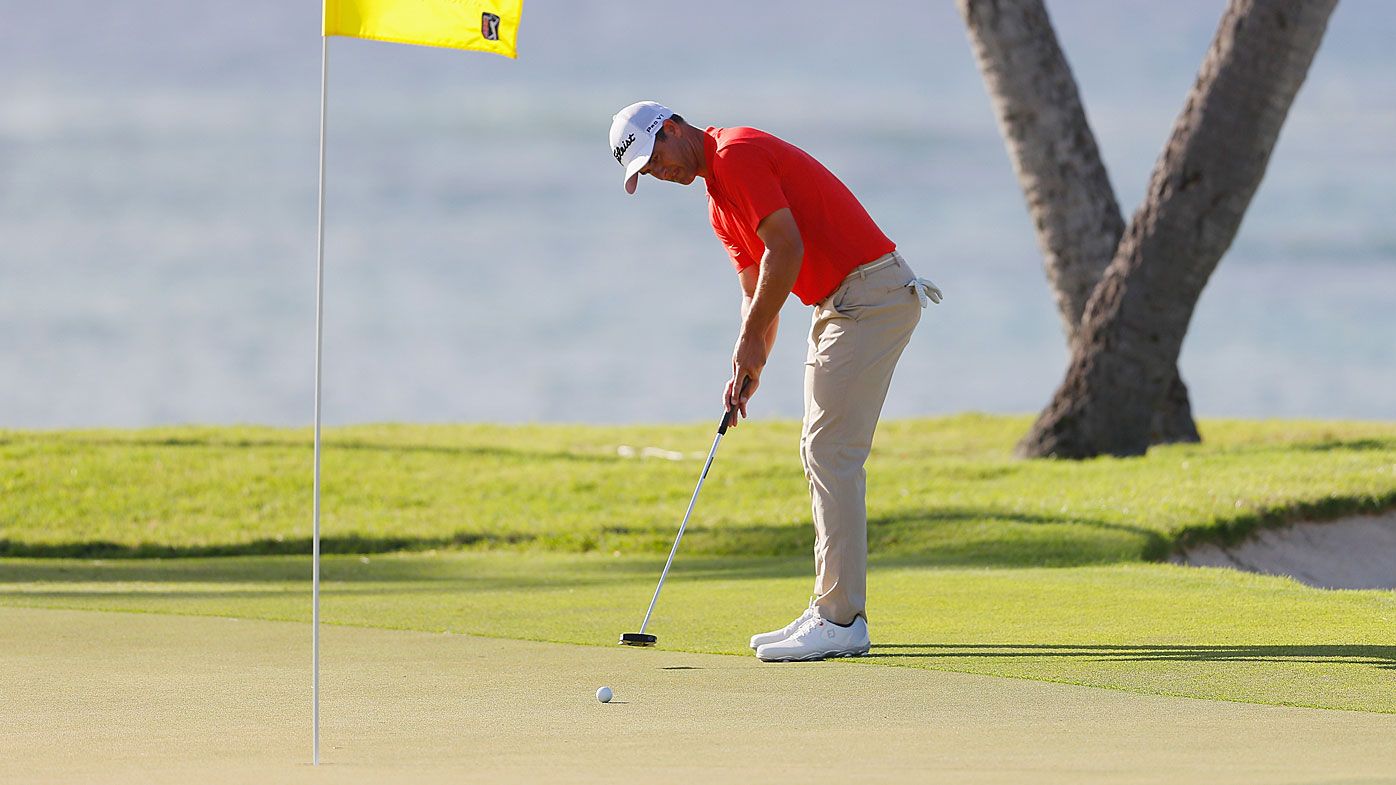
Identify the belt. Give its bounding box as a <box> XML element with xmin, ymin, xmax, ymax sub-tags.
<box><xmin>841</xmin><ymin>252</ymin><xmax>944</xmax><ymax>308</ymax></box>
<box><xmin>848</xmin><ymin>251</ymin><xmax>902</xmax><ymax>280</ymax></box>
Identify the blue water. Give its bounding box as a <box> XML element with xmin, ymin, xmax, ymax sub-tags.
<box><xmin>2</xmin><ymin>0</ymin><xmax>1393</xmax><ymax>427</ymax></box>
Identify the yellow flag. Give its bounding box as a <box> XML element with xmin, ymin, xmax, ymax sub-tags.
<box><xmin>324</xmin><ymin>0</ymin><xmax>522</xmax><ymax>58</ymax></box>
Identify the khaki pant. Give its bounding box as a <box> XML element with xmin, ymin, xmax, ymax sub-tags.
<box><xmin>802</xmin><ymin>251</ymin><xmax>927</xmax><ymax>626</ymax></box>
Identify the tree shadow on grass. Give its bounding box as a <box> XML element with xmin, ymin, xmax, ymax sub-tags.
<box><xmin>2</xmin><ymin>584</ymin><xmax>497</xmax><ymax>602</ymax></box>
<box><xmin>0</xmin><ymin>551</ymin><xmax>817</xmax><ymax>587</ymax></box>
<box><xmin>868</xmin><ymin>643</ymin><xmax>1396</xmax><ymax>670</ymax></box>
<box><xmin>0</xmin><ymin>506</ymin><xmax>1166</xmax><ymax>566</ymax></box>
<box><xmin>4</xmin><ymin>435</ymin><xmax>621</xmax><ymax>464</ymax></box>
<box><xmin>684</xmin><ymin>509</ymin><xmax>1164</xmax><ymax>565</ymax></box>
<box><xmin>1287</xmin><ymin>438</ymin><xmax>1396</xmax><ymax>454</ymax></box>
<box><xmin>0</xmin><ymin>533</ymin><xmax>540</xmax><ymax>560</ymax></box>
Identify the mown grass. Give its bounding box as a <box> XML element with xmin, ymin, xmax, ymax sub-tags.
<box><xmin>3</xmin><ymin>416</ymin><xmax>1396</xmax><ymax>713</ymax></box>
<box><xmin>2</xmin><ymin>553</ymin><xmax>1392</xmax><ymax>713</ymax></box>
<box><xmin>3</xmin><ymin>416</ymin><xmax>1395</xmax><ymax>561</ymax></box>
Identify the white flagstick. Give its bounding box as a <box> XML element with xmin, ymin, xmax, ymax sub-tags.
<box><xmin>311</xmin><ymin>35</ymin><xmax>329</xmax><ymax>767</ymax></box>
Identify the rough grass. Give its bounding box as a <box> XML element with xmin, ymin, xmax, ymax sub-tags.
<box><xmin>3</xmin><ymin>416</ymin><xmax>1395</xmax><ymax>561</ymax></box>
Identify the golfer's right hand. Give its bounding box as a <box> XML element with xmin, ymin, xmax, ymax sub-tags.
<box><xmin>723</xmin><ymin>373</ymin><xmax>757</xmax><ymax>429</ymax></box>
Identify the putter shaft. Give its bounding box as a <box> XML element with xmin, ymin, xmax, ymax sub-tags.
<box><xmin>633</xmin><ymin>389</ymin><xmax>744</xmax><ymax>638</ymax></box>
<box><xmin>635</xmin><ymin>427</ymin><xmax>724</xmax><ymax>636</ymax></box>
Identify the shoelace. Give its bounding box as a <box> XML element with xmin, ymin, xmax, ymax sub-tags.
<box><xmin>782</xmin><ymin>597</ymin><xmax>817</xmax><ymax>637</ymax></box>
<box><xmin>790</xmin><ymin>610</ymin><xmax>825</xmax><ymax>642</ymax></box>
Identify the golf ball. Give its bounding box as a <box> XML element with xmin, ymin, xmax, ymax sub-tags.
<box><xmin>596</xmin><ymin>686</ymin><xmax>613</xmax><ymax>703</ymax></box>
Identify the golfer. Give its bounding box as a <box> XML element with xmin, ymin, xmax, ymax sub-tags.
<box><xmin>609</xmin><ymin>101</ymin><xmax>940</xmax><ymax>662</ymax></box>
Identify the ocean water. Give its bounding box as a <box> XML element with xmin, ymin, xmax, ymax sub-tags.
<box><xmin>2</xmin><ymin>0</ymin><xmax>1393</xmax><ymax>428</ymax></box>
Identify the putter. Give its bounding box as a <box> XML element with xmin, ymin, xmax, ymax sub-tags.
<box><xmin>620</xmin><ymin>380</ymin><xmax>748</xmax><ymax>647</ymax></box>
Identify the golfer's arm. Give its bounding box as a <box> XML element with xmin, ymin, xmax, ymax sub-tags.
<box><xmin>740</xmin><ymin>208</ymin><xmax>802</xmax><ymax>348</ymax></box>
<box><xmin>739</xmin><ymin>269</ymin><xmax>779</xmax><ymax>354</ymax></box>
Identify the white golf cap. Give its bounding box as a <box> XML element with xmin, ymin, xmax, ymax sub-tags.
<box><xmin>609</xmin><ymin>100</ymin><xmax>674</xmax><ymax>194</ymax></box>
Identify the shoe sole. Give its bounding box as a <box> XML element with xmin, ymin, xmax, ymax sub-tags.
<box><xmin>750</xmin><ymin>633</ymin><xmax>803</xmax><ymax>651</ymax></box>
<box><xmin>757</xmin><ymin>646</ymin><xmax>870</xmax><ymax>663</ymax></box>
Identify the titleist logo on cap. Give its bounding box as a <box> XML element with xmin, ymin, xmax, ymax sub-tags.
<box><xmin>613</xmin><ymin>133</ymin><xmax>635</xmax><ymax>164</ymax></box>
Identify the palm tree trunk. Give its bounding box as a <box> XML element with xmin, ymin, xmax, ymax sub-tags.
<box><xmin>1017</xmin><ymin>0</ymin><xmax>1337</xmax><ymax>459</ymax></box>
<box><xmin>956</xmin><ymin>0</ymin><xmax>1199</xmax><ymax>445</ymax></box>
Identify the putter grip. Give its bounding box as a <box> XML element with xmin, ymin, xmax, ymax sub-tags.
<box><xmin>717</xmin><ymin>404</ymin><xmax>737</xmax><ymax>435</ymax></box>
<box><xmin>717</xmin><ymin>378</ymin><xmax>751</xmax><ymax>435</ymax></box>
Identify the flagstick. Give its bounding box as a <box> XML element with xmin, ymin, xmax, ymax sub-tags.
<box><xmin>312</xmin><ymin>35</ymin><xmax>329</xmax><ymax>768</ymax></box>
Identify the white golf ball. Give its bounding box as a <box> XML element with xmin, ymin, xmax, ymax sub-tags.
<box><xmin>596</xmin><ymin>686</ymin><xmax>613</xmax><ymax>703</ymax></box>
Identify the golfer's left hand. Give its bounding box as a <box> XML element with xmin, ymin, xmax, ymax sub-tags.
<box><xmin>726</xmin><ymin>335</ymin><xmax>765</xmax><ymax>428</ymax></box>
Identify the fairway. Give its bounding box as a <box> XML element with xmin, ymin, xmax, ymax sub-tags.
<box><xmin>5</xmin><ymin>606</ymin><xmax>1395</xmax><ymax>785</ymax></box>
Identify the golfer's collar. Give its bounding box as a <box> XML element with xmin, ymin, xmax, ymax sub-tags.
<box><xmin>702</xmin><ymin>127</ymin><xmax>721</xmax><ymax>191</ymax></box>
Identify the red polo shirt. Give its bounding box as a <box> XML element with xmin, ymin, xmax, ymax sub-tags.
<box><xmin>704</xmin><ymin>126</ymin><xmax>895</xmax><ymax>305</ymax></box>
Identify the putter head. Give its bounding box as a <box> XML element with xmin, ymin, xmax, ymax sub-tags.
<box><xmin>619</xmin><ymin>632</ymin><xmax>657</xmax><ymax>647</ymax></box>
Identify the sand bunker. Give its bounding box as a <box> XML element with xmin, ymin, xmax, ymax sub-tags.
<box><xmin>1172</xmin><ymin>511</ymin><xmax>1396</xmax><ymax>590</ymax></box>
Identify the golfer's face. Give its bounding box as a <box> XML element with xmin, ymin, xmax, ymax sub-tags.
<box><xmin>641</xmin><ymin>134</ymin><xmax>695</xmax><ymax>186</ymax></box>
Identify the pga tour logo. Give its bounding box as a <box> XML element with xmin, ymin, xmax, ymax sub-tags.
<box><xmin>481</xmin><ymin>12</ymin><xmax>501</xmax><ymax>41</ymax></box>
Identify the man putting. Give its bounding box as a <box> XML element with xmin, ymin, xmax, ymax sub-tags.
<box><xmin>609</xmin><ymin>101</ymin><xmax>941</xmax><ymax>662</ymax></box>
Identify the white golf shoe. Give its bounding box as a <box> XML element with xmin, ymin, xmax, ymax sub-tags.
<box><xmin>755</xmin><ymin>610</ymin><xmax>871</xmax><ymax>662</ymax></box>
<box><xmin>749</xmin><ymin>601</ymin><xmax>818</xmax><ymax>650</ymax></box>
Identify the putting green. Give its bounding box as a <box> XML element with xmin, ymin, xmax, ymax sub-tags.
<box><xmin>4</xmin><ymin>553</ymin><xmax>1393</xmax><ymax>713</ymax></box>
<box><xmin>4</xmin><ymin>606</ymin><xmax>1394</xmax><ymax>784</ymax></box>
